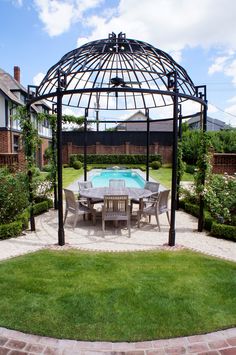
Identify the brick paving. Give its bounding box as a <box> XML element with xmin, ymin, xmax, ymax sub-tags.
<box><xmin>0</xmin><ymin>327</ymin><xmax>235</xmax><ymax>354</ymax></box>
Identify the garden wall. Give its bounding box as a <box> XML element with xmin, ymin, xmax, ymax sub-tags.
<box><xmin>212</xmin><ymin>153</ymin><xmax>236</xmax><ymax>174</ymax></box>
<box><xmin>62</xmin><ymin>131</ymin><xmax>173</xmax><ymax>165</ymax></box>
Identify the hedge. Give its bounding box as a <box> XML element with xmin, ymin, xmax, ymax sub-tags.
<box><xmin>179</xmin><ymin>199</ymin><xmax>235</xmax><ymax>240</ymax></box>
<box><xmin>178</xmin><ymin>200</ymin><xmax>213</xmax><ymax>232</ymax></box>
<box><xmin>211</xmin><ymin>222</ymin><xmax>236</xmax><ymax>242</ymax></box>
<box><xmin>69</xmin><ymin>154</ymin><xmax>162</xmax><ymax>166</ymax></box>
<box><xmin>0</xmin><ymin>220</ymin><xmax>22</xmax><ymax>240</ymax></box>
<box><xmin>18</xmin><ymin>210</ymin><xmax>30</xmax><ymax>230</ymax></box>
<box><xmin>32</xmin><ymin>201</ymin><xmax>49</xmax><ymax>216</ymax></box>
<box><xmin>34</xmin><ymin>196</ymin><xmax>53</xmax><ymax>209</ymax></box>
<box><xmin>0</xmin><ymin>197</ymin><xmax>53</xmax><ymax>240</ymax></box>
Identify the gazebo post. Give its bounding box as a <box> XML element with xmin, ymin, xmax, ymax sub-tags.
<box><xmin>25</xmin><ymin>101</ymin><xmax>36</xmax><ymax>232</ymax></box>
<box><xmin>146</xmin><ymin>108</ymin><xmax>150</xmax><ymax>181</ymax></box>
<box><xmin>168</xmin><ymin>72</ymin><xmax>178</xmax><ymax>247</ymax></box>
<box><xmin>84</xmin><ymin>108</ymin><xmax>88</xmax><ymax>181</ymax></box>
<box><xmin>197</xmin><ymin>86</ymin><xmax>207</xmax><ymax>232</ymax></box>
<box><xmin>176</xmin><ymin>104</ymin><xmax>182</xmax><ymax>210</ymax></box>
<box><xmin>52</xmin><ymin>104</ymin><xmax>58</xmax><ymax>210</ymax></box>
<box><xmin>56</xmin><ymin>71</ymin><xmax>65</xmax><ymax>246</ymax></box>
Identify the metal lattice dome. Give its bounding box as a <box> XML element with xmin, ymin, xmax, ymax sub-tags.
<box><xmin>37</xmin><ymin>32</ymin><xmax>197</xmax><ymax>112</ymax></box>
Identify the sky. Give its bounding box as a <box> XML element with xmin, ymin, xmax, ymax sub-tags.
<box><xmin>1</xmin><ymin>0</ymin><xmax>236</xmax><ymax>127</ymax></box>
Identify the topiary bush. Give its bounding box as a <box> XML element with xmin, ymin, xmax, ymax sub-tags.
<box><xmin>73</xmin><ymin>160</ymin><xmax>82</xmax><ymax>170</ymax></box>
<box><xmin>150</xmin><ymin>160</ymin><xmax>162</xmax><ymax>170</ymax></box>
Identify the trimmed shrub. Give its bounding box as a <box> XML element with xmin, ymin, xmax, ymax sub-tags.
<box><xmin>73</xmin><ymin>160</ymin><xmax>82</xmax><ymax>170</ymax></box>
<box><xmin>204</xmin><ymin>211</ymin><xmax>214</xmax><ymax>231</ymax></box>
<box><xmin>32</xmin><ymin>201</ymin><xmax>49</xmax><ymax>216</ymax></box>
<box><xmin>34</xmin><ymin>196</ymin><xmax>53</xmax><ymax>208</ymax></box>
<box><xmin>184</xmin><ymin>202</ymin><xmax>199</xmax><ymax>218</ymax></box>
<box><xmin>211</xmin><ymin>222</ymin><xmax>236</xmax><ymax>242</ymax></box>
<box><xmin>69</xmin><ymin>154</ymin><xmax>162</xmax><ymax>166</ymax></box>
<box><xmin>150</xmin><ymin>160</ymin><xmax>162</xmax><ymax>170</ymax></box>
<box><xmin>0</xmin><ymin>220</ymin><xmax>22</xmax><ymax>240</ymax></box>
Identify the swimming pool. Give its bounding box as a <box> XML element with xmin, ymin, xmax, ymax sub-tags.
<box><xmin>91</xmin><ymin>170</ymin><xmax>145</xmax><ymax>188</ymax></box>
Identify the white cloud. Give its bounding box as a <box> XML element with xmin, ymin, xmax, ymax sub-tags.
<box><xmin>33</xmin><ymin>72</ymin><xmax>45</xmax><ymax>85</ymax></box>
<box><xmin>34</xmin><ymin>0</ymin><xmax>74</xmax><ymax>36</ymax></box>
<box><xmin>77</xmin><ymin>0</ymin><xmax>236</xmax><ymax>57</ymax></box>
<box><xmin>33</xmin><ymin>0</ymin><xmax>104</xmax><ymax>37</ymax></box>
<box><xmin>208</xmin><ymin>51</ymin><xmax>236</xmax><ymax>86</ymax></box>
<box><xmin>208</xmin><ymin>55</ymin><xmax>232</xmax><ymax>75</ymax></box>
<box><xmin>225</xmin><ymin>59</ymin><xmax>236</xmax><ymax>85</ymax></box>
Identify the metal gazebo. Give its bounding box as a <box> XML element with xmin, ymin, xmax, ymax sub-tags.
<box><xmin>28</xmin><ymin>32</ymin><xmax>207</xmax><ymax>246</ymax></box>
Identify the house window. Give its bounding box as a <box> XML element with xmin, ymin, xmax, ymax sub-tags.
<box><xmin>13</xmin><ymin>135</ymin><xmax>19</xmax><ymax>152</ymax></box>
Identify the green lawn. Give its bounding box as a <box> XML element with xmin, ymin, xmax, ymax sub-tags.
<box><xmin>62</xmin><ymin>167</ymin><xmax>83</xmax><ymax>187</ymax></box>
<box><xmin>0</xmin><ymin>249</ymin><xmax>235</xmax><ymax>341</ymax></box>
<box><xmin>150</xmin><ymin>167</ymin><xmax>194</xmax><ymax>188</ymax></box>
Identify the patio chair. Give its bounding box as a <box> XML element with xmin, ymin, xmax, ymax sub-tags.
<box><xmin>78</xmin><ymin>181</ymin><xmax>103</xmax><ymax>205</ymax></box>
<box><xmin>64</xmin><ymin>189</ymin><xmax>96</xmax><ymax>228</ymax></box>
<box><xmin>109</xmin><ymin>179</ymin><xmax>126</xmax><ymax>188</ymax></box>
<box><xmin>137</xmin><ymin>189</ymin><xmax>170</xmax><ymax>231</ymax></box>
<box><xmin>102</xmin><ymin>195</ymin><xmax>131</xmax><ymax>237</ymax></box>
<box><xmin>131</xmin><ymin>181</ymin><xmax>160</xmax><ymax>213</ymax></box>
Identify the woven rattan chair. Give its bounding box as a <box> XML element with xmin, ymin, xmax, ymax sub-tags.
<box><xmin>131</xmin><ymin>181</ymin><xmax>160</xmax><ymax>213</ymax></box>
<box><xmin>109</xmin><ymin>179</ymin><xmax>126</xmax><ymax>188</ymax></box>
<box><xmin>137</xmin><ymin>189</ymin><xmax>170</xmax><ymax>231</ymax></box>
<box><xmin>102</xmin><ymin>195</ymin><xmax>131</xmax><ymax>237</ymax></box>
<box><xmin>64</xmin><ymin>189</ymin><xmax>96</xmax><ymax>228</ymax></box>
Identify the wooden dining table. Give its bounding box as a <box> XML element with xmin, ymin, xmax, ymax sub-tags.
<box><xmin>79</xmin><ymin>186</ymin><xmax>154</xmax><ymax>201</ymax></box>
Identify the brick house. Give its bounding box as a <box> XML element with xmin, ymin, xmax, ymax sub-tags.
<box><xmin>0</xmin><ymin>66</ymin><xmax>51</xmax><ymax>169</ymax></box>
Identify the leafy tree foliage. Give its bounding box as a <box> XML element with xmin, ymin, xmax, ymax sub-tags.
<box><xmin>182</xmin><ymin>129</ymin><xmax>236</xmax><ymax>164</ymax></box>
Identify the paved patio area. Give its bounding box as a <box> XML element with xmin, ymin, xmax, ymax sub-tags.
<box><xmin>0</xmin><ymin>207</ymin><xmax>236</xmax><ymax>262</ymax></box>
<box><xmin>0</xmin><ymin>207</ymin><xmax>235</xmax><ymax>354</ymax></box>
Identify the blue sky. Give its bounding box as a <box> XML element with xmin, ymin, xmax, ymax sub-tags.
<box><xmin>1</xmin><ymin>0</ymin><xmax>236</xmax><ymax>127</ymax></box>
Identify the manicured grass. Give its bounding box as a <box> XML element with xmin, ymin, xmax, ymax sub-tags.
<box><xmin>0</xmin><ymin>249</ymin><xmax>235</xmax><ymax>341</ymax></box>
<box><xmin>150</xmin><ymin>167</ymin><xmax>194</xmax><ymax>188</ymax></box>
<box><xmin>62</xmin><ymin>167</ymin><xmax>83</xmax><ymax>187</ymax></box>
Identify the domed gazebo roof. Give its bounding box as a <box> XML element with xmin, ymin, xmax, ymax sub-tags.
<box><xmin>37</xmin><ymin>32</ymin><xmax>198</xmax><ymax>112</ymax></box>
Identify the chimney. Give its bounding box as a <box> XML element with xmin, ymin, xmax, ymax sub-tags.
<box><xmin>14</xmin><ymin>66</ymin><xmax>20</xmax><ymax>83</ymax></box>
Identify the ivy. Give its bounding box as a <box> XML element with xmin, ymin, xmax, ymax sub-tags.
<box><xmin>14</xmin><ymin>106</ymin><xmax>41</xmax><ymax>169</ymax></box>
<box><xmin>194</xmin><ymin>131</ymin><xmax>212</xmax><ymax>198</ymax></box>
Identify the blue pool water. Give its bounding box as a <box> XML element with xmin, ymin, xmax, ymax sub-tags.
<box><xmin>91</xmin><ymin>170</ymin><xmax>145</xmax><ymax>188</ymax></box>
